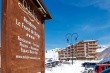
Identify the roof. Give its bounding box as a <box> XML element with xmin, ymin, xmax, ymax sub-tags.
<box><xmin>76</xmin><ymin>40</ymin><xmax>97</xmax><ymax>44</ymax></box>
<box><xmin>83</xmin><ymin>40</ymin><xmax>97</xmax><ymax>42</ymax></box>
<box><xmin>31</xmin><ymin>0</ymin><xmax>52</xmax><ymax>19</ymax></box>
<box><xmin>97</xmin><ymin>64</ymin><xmax>110</xmax><ymax>66</ymax></box>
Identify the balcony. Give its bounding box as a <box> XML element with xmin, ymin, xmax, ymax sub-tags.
<box><xmin>88</xmin><ymin>46</ymin><xmax>98</xmax><ymax>48</ymax></box>
<box><xmin>88</xmin><ymin>52</ymin><xmax>97</xmax><ymax>55</ymax></box>
<box><xmin>77</xmin><ymin>47</ymin><xmax>84</xmax><ymax>49</ymax></box>
<box><xmin>77</xmin><ymin>55</ymin><xmax>85</xmax><ymax>57</ymax></box>
<box><xmin>77</xmin><ymin>50</ymin><xmax>85</xmax><ymax>53</ymax></box>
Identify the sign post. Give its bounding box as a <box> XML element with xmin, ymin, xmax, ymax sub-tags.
<box><xmin>1</xmin><ymin>0</ymin><xmax>51</xmax><ymax>73</ymax></box>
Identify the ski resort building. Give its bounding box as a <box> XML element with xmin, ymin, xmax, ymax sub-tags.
<box><xmin>58</xmin><ymin>40</ymin><xmax>98</xmax><ymax>60</ymax></box>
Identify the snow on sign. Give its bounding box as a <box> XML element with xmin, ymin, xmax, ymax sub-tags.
<box><xmin>1</xmin><ymin>0</ymin><xmax>51</xmax><ymax>73</ymax></box>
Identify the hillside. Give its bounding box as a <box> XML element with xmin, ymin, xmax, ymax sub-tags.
<box><xmin>97</xmin><ymin>47</ymin><xmax>110</xmax><ymax>60</ymax></box>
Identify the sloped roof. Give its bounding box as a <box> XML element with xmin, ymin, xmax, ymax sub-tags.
<box><xmin>32</xmin><ymin>0</ymin><xmax>52</xmax><ymax>19</ymax></box>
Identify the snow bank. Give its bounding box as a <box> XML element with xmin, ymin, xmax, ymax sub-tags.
<box><xmin>46</xmin><ymin>60</ymin><xmax>85</xmax><ymax>73</ymax></box>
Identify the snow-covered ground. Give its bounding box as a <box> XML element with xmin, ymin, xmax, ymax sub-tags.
<box><xmin>45</xmin><ymin>48</ymin><xmax>100</xmax><ymax>73</ymax></box>
<box><xmin>46</xmin><ymin>60</ymin><xmax>99</xmax><ymax>73</ymax></box>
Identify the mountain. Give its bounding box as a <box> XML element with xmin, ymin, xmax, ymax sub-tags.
<box><xmin>97</xmin><ymin>47</ymin><xmax>110</xmax><ymax>60</ymax></box>
<box><xmin>45</xmin><ymin>48</ymin><xmax>62</xmax><ymax>62</ymax></box>
<box><xmin>96</xmin><ymin>45</ymin><xmax>108</xmax><ymax>53</ymax></box>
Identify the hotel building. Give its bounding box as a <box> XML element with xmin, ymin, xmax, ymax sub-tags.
<box><xmin>58</xmin><ymin>40</ymin><xmax>98</xmax><ymax>60</ymax></box>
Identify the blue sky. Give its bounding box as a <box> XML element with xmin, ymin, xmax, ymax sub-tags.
<box><xmin>0</xmin><ymin>0</ymin><xmax>110</xmax><ymax>49</ymax></box>
<box><xmin>43</xmin><ymin>0</ymin><xmax>110</xmax><ymax>50</ymax></box>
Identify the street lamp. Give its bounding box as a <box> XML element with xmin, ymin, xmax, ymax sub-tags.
<box><xmin>65</xmin><ymin>33</ymin><xmax>78</xmax><ymax>64</ymax></box>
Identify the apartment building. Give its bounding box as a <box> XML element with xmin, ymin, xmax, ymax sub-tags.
<box><xmin>58</xmin><ymin>40</ymin><xmax>98</xmax><ymax>60</ymax></box>
<box><xmin>76</xmin><ymin>40</ymin><xmax>98</xmax><ymax>60</ymax></box>
<box><xmin>58</xmin><ymin>49</ymin><xmax>67</xmax><ymax>60</ymax></box>
<box><xmin>58</xmin><ymin>45</ymin><xmax>76</xmax><ymax>60</ymax></box>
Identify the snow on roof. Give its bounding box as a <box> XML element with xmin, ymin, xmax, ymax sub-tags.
<box><xmin>83</xmin><ymin>40</ymin><xmax>97</xmax><ymax>42</ymax></box>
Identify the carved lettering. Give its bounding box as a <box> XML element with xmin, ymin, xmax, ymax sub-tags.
<box><xmin>18</xmin><ymin>0</ymin><xmax>40</xmax><ymax>24</ymax></box>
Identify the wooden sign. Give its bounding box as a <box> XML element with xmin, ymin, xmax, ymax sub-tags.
<box><xmin>1</xmin><ymin>0</ymin><xmax>51</xmax><ymax>73</ymax></box>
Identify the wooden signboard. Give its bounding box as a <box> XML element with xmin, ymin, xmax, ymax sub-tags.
<box><xmin>1</xmin><ymin>0</ymin><xmax>51</xmax><ymax>73</ymax></box>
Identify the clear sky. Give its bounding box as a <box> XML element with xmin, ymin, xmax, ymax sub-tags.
<box><xmin>43</xmin><ymin>0</ymin><xmax>110</xmax><ymax>50</ymax></box>
<box><xmin>0</xmin><ymin>0</ymin><xmax>110</xmax><ymax>49</ymax></box>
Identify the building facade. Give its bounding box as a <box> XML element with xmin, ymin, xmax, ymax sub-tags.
<box><xmin>58</xmin><ymin>40</ymin><xmax>98</xmax><ymax>60</ymax></box>
<box><xmin>58</xmin><ymin>49</ymin><xmax>67</xmax><ymax>60</ymax></box>
<box><xmin>76</xmin><ymin>40</ymin><xmax>98</xmax><ymax>60</ymax></box>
